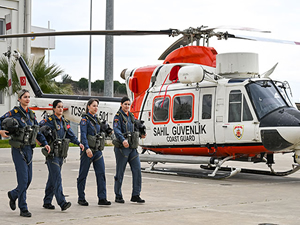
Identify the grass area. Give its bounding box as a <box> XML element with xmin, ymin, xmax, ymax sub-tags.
<box><xmin>0</xmin><ymin>139</ymin><xmax>11</xmax><ymax>148</ymax></box>
<box><xmin>0</xmin><ymin>139</ymin><xmax>79</xmax><ymax>148</ymax></box>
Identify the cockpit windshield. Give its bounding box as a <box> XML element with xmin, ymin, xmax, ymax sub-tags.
<box><xmin>246</xmin><ymin>80</ymin><xmax>287</xmax><ymax>119</ymax></box>
<box><xmin>274</xmin><ymin>81</ymin><xmax>294</xmax><ymax>107</ymax></box>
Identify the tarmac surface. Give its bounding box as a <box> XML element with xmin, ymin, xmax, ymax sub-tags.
<box><xmin>0</xmin><ymin>146</ymin><xmax>300</xmax><ymax>225</ymax></box>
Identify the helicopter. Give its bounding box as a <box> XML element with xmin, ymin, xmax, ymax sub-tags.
<box><xmin>2</xmin><ymin>25</ymin><xmax>300</xmax><ymax>179</ymax></box>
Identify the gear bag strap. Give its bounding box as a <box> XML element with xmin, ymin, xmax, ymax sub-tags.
<box><xmin>14</xmin><ymin>106</ymin><xmax>35</xmax><ymax>125</ymax></box>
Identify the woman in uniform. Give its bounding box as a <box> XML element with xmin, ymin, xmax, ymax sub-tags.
<box><xmin>77</xmin><ymin>98</ymin><xmax>111</xmax><ymax>206</ymax></box>
<box><xmin>39</xmin><ymin>100</ymin><xmax>84</xmax><ymax>211</ymax></box>
<box><xmin>0</xmin><ymin>89</ymin><xmax>51</xmax><ymax>217</ymax></box>
<box><xmin>113</xmin><ymin>96</ymin><xmax>146</xmax><ymax>204</ymax></box>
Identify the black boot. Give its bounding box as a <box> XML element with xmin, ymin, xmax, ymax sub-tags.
<box><xmin>130</xmin><ymin>195</ymin><xmax>145</xmax><ymax>203</ymax></box>
<box><xmin>43</xmin><ymin>203</ymin><xmax>55</xmax><ymax>209</ymax></box>
<box><xmin>61</xmin><ymin>202</ymin><xmax>71</xmax><ymax>211</ymax></box>
<box><xmin>78</xmin><ymin>199</ymin><xmax>89</xmax><ymax>206</ymax></box>
<box><xmin>7</xmin><ymin>191</ymin><xmax>16</xmax><ymax>211</ymax></box>
<box><xmin>115</xmin><ymin>197</ymin><xmax>125</xmax><ymax>203</ymax></box>
<box><xmin>20</xmin><ymin>210</ymin><xmax>32</xmax><ymax>217</ymax></box>
<box><xmin>98</xmin><ymin>199</ymin><xmax>111</xmax><ymax>205</ymax></box>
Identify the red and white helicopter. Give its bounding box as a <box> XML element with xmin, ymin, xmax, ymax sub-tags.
<box><xmin>2</xmin><ymin>26</ymin><xmax>300</xmax><ymax>179</ymax></box>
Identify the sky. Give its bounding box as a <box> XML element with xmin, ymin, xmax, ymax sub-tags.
<box><xmin>32</xmin><ymin>0</ymin><xmax>300</xmax><ymax>102</ymax></box>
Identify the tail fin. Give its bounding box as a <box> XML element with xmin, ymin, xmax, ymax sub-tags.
<box><xmin>13</xmin><ymin>51</ymin><xmax>43</xmax><ymax>97</ymax></box>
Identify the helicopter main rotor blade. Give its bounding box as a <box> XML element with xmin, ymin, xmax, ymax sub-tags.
<box><xmin>229</xmin><ymin>34</ymin><xmax>300</xmax><ymax>45</ymax></box>
<box><xmin>0</xmin><ymin>29</ymin><xmax>174</xmax><ymax>39</ymax></box>
<box><xmin>158</xmin><ymin>36</ymin><xmax>191</xmax><ymax>60</ymax></box>
<box><xmin>206</xmin><ymin>25</ymin><xmax>271</xmax><ymax>33</ymax></box>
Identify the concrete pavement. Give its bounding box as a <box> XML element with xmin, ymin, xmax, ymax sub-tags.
<box><xmin>0</xmin><ymin>146</ymin><xmax>299</xmax><ymax>225</ymax></box>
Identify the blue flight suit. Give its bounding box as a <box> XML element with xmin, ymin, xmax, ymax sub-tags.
<box><xmin>39</xmin><ymin>115</ymin><xmax>80</xmax><ymax>208</ymax></box>
<box><xmin>113</xmin><ymin>109</ymin><xmax>142</xmax><ymax>199</ymax></box>
<box><xmin>0</xmin><ymin>106</ymin><xmax>48</xmax><ymax>212</ymax></box>
<box><xmin>77</xmin><ymin>112</ymin><xmax>107</xmax><ymax>201</ymax></box>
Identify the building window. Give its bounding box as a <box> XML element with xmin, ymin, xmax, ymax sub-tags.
<box><xmin>202</xmin><ymin>94</ymin><xmax>212</xmax><ymax>119</ymax></box>
<box><xmin>173</xmin><ymin>95</ymin><xmax>193</xmax><ymax>121</ymax></box>
<box><xmin>0</xmin><ymin>19</ymin><xmax>4</xmax><ymax>39</ymax></box>
<box><xmin>153</xmin><ymin>97</ymin><xmax>170</xmax><ymax>123</ymax></box>
<box><xmin>0</xmin><ymin>91</ymin><xmax>4</xmax><ymax>104</ymax></box>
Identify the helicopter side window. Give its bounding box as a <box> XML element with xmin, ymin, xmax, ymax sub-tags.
<box><xmin>153</xmin><ymin>97</ymin><xmax>170</xmax><ymax>122</ymax></box>
<box><xmin>202</xmin><ymin>94</ymin><xmax>212</xmax><ymax>119</ymax></box>
<box><xmin>243</xmin><ymin>96</ymin><xmax>253</xmax><ymax>121</ymax></box>
<box><xmin>229</xmin><ymin>90</ymin><xmax>253</xmax><ymax>122</ymax></box>
<box><xmin>173</xmin><ymin>95</ymin><xmax>193</xmax><ymax>121</ymax></box>
<box><xmin>228</xmin><ymin>90</ymin><xmax>242</xmax><ymax>122</ymax></box>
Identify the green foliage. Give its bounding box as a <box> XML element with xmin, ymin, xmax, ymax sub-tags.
<box><xmin>114</xmin><ymin>80</ymin><xmax>127</xmax><ymax>95</ymax></box>
<box><xmin>92</xmin><ymin>79</ymin><xmax>104</xmax><ymax>93</ymax></box>
<box><xmin>0</xmin><ymin>52</ymin><xmax>127</xmax><ymax>96</ymax></box>
<box><xmin>29</xmin><ymin>56</ymin><xmax>70</xmax><ymax>94</ymax></box>
<box><xmin>0</xmin><ymin>54</ymin><xmax>72</xmax><ymax>95</ymax></box>
<box><xmin>0</xmin><ymin>56</ymin><xmax>21</xmax><ymax>94</ymax></box>
<box><xmin>78</xmin><ymin>77</ymin><xmax>88</xmax><ymax>90</ymax></box>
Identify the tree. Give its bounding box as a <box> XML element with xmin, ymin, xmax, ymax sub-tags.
<box><xmin>30</xmin><ymin>56</ymin><xmax>70</xmax><ymax>94</ymax></box>
<box><xmin>61</xmin><ymin>74</ymin><xmax>73</xmax><ymax>84</ymax></box>
<box><xmin>114</xmin><ymin>81</ymin><xmax>127</xmax><ymax>95</ymax></box>
<box><xmin>0</xmin><ymin>54</ymin><xmax>72</xmax><ymax>95</ymax></box>
<box><xmin>78</xmin><ymin>78</ymin><xmax>88</xmax><ymax>90</ymax></box>
<box><xmin>92</xmin><ymin>80</ymin><xmax>104</xmax><ymax>93</ymax></box>
<box><xmin>0</xmin><ymin>56</ymin><xmax>20</xmax><ymax>94</ymax></box>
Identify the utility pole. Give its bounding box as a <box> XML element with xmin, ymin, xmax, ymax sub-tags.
<box><xmin>88</xmin><ymin>0</ymin><xmax>93</xmax><ymax>96</ymax></box>
<box><xmin>104</xmin><ymin>0</ymin><xmax>114</xmax><ymax>97</ymax></box>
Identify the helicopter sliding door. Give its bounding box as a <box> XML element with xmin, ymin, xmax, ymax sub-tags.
<box><xmin>199</xmin><ymin>88</ymin><xmax>216</xmax><ymax>145</ymax></box>
<box><xmin>224</xmin><ymin>88</ymin><xmax>258</xmax><ymax>144</ymax></box>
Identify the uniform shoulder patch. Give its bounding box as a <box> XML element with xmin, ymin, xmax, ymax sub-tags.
<box><xmin>81</xmin><ymin>119</ymin><xmax>87</xmax><ymax>126</ymax></box>
<box><xmin>49</xmin><ymin>117</ymin><xmax>52</xmax><ymax>121</ymax></box>
<box><xmin>4</xmin><ymin>111</ymin><xmax>11</xmax><ymax>118</ymax></box>
<box><xmin>113</xmin><ymin>118</ymin><xmax>119</xmax><ymax>128</ymax></box>
<box><xmin>39</xmin><ymin>119</ymin><xmax>46</xmax><ymax>125</ymax></box>
<box><xmin>14</xmin><ymin>109</ymin><xmax>18</xmax><ymax>113</ymax></box>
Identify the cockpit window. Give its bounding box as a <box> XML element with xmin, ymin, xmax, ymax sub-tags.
<box><xmin>246</xmin><ymin>80</ymin><xmax>287</xmax><ymax>119</ymax></box>
<box><xmin>274</xmin><ymin>81</ymin><xmax>293</xmax><ymax>107</ymax></box>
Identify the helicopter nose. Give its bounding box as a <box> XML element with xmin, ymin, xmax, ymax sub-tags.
<box><xmin>260</xmin><ymin>107</ymin><xmax>300</xmax><ymax>152</ymax></box>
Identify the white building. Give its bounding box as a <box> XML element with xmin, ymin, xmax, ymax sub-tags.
<box><xmin>0</xmin><ymin>0</ymin><xmax>55</xmax><ymax>116</ymax></box>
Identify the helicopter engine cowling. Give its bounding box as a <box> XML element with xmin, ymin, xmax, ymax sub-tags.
<box><xmin>260</xmin><ymin>107</ymin><xmax>300</xmax><ymax>152</ymax></box>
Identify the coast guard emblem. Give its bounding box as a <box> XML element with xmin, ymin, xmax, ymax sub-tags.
<box><xmin>233</xmin><ymin>125</ymin><xmax>244</xmax><ymax>140</ymax></box>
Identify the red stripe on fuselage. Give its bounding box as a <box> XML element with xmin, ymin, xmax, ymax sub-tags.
<box><xmin>142</xmin><ymin>145</ymin><xmax>270</xmax><ymax>157</ymax></box>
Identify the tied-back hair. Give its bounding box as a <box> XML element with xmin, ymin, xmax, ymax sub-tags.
<box><xmin>121</xmin><ymin>96</ymin><xmax>130</xmax><ymax>104</ymax></box>
<box><xmin>52</xmin><ymin>100</ymin><xmax>62</xmax><ymax>113</ymax></box>
<box><xmin>86</xmin><ymin>98</ymin><xmax>99</xmax><ymax>114</ymax></box>
<box><xmin>53</xmin><ymin>100</ymin><xmax>62</xmax><ymax>108</ymax></box>
<box><xmin>17</xmin><ymin>89</ymin><xmax>29</xmax><ymax>99</ymax></box>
